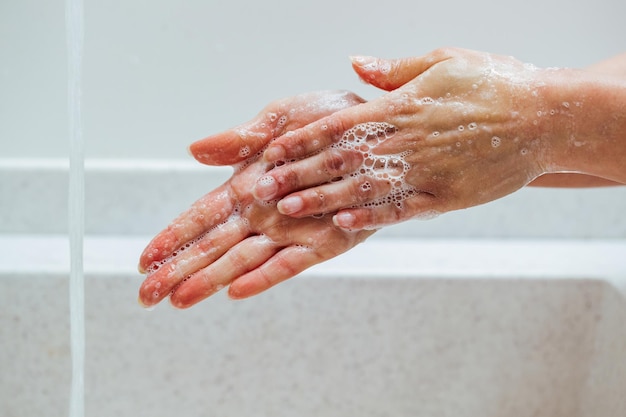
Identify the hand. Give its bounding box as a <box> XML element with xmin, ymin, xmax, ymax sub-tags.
<box><xmin>251</xmin><ymin>48</ymin><xmax>563</xmax><ymax>230</ymax></box>
<box><xmin>138</xmin><ymin>91</ymin><xmax>374</xmax><ymax>308</ymax></box>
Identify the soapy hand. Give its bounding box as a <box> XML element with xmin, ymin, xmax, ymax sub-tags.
<box><xmin>252</xmin><ymin>48</ymin><xmax>566</xmax><ymax>230</ymax></box>
<box><xmin>138</xmin><ymin>91</ymin><xmax>374</xmax><ymax>307</ymax></box>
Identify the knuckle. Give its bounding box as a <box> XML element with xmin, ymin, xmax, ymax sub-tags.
<box><xmin>345</xmin><ymin>178</ymin><xmax>378</xmax><ymax>208</ymax></box>
<box><xmin>354</xmin><ymin>176</ymin><xmax>391</xmax><ymax>200</ymax></box>
<box><xmin>321</xmin><ymin>116</ymin><xmax>349</xmax><ymax>143</ymax></box>
<box><xmin>302</xmin><ymin>188</ymin><xmax>328</xmax><ymax>211</ymax></box>
<box><xmin>323</xmin><ymin>149</ymin><xmax>349</xmax><ymax>176</ymax></box>
<box><xmin>341</xmin><ymin>91</ymin><xmax>366</xmax><ymax>106</ymax></box>
<box><xmin>353</xmin><ymin>178</ymin><xmax>374</xmax><ymax>199</ymax></box>
<box><xmin>229</xmin><ymin>249</ymin><xmax>251</xmax><ymax>271</ymax></box>
<box><xmin>285</xmin><ymin>133</ymin><xmax>309</xmax><ymax>159</ymax></box>
<box><xmin>274</xmin><ymin>167</ymin><xmax>301</xmax><ymax>191</ymax></box>
<box><xmin>273</xmin><ymin>251</ymin><xmax>299</xmax><ymax>276</ymax></box>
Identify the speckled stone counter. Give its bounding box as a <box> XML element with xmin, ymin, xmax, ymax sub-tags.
<box><xmin>2</xmin><ymin>238</ymin><xmax>625</xmax><ymax>417</ymax></box>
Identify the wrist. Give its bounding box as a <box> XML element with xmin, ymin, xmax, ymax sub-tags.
<box><xmin>537</xmin><ymin>68</ymin><xmax>626</xmax><ymax>182</ymax></box>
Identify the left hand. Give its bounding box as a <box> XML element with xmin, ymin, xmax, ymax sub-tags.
<box><xmin>138</xmin><ymin>91</ymin><xmax>374</xmax><ymax>307</ymax></box>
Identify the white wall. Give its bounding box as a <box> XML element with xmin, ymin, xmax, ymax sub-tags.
<box><xmin>2</xmin><ymin>0</ymin><xmax>625</xmax><ymax>159</ymax></box>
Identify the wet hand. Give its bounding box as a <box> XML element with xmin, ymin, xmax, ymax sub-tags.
<box><xmin>253</xmin><ymin>48</ymin><xmax>557</xmax><ymax>230</ymax></box>
<box><xmin>138</xmin><ymin>91</ymin><xmax>374</xmax><ymax>308</ymax></box>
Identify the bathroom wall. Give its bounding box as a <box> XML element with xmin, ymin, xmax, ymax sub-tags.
<box><xmin>3</xmin><ymin>0</ymin><xmax>625</xmax><ymax>160</ymax></box>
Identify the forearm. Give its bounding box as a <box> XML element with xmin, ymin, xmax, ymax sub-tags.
<box><xmin>540</xmin><ymin>68</ymin><xmax>626</xmax><ymax>184</ymax></box>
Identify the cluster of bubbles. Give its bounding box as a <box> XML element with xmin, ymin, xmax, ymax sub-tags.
<box><xmin>146</xmin><ymin>234</ymin><xmax>203</xmax><ymax>275</ymax></box>
<box><xmin>146</xmin><ymin>204</ymin><xmax>246</xmax><ymax>276</ymax></box>
<box><xmin>331</xmin><ymin>122</ymin><xmax>418</xmax><ymax>209</ymax></box>
<box><xmin>234</xmin><ymin>112</ymin><xmax>292</xmax><ymax>171</ymax></box>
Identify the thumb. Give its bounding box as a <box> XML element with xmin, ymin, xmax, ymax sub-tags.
<box><xmin>350</xmin><ymin>53</ymin><xmax>449</xmax><ymax>91</ymax></box>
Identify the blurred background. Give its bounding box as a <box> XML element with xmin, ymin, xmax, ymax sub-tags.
<box><xmin>3</xmin><ymin>0</ymin><xmax>625</xmax><ymax>159</ymax></box>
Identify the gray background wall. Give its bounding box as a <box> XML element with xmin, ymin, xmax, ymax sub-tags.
<box><xmin>2</xmin><ymin>0</ymin><xmax>625</xmax><ymax>160</ymax></box>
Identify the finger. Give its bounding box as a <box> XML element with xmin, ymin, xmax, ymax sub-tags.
<box><xmin>332</xmin><ymin>192</ymin><xmax>438</xmax><ymax>230</ymax></box>
<box><xmin>276</xmin><ymin>176</ymin><xmax>392</xmax><ymax>217</ymax></box>
<box><xmin>227</xmin><ymin>245</ymin><xmax>323</xmax><ymax>300</ymax></box>
<box><xmin>189</xmin><ymin>119</ymin><xmax>279</xmax><ymax>166</ymax></box>
<box><xmin>252</xmin><ymin>148</ymin><xmax>364</xmax><ymax>201</ymax></box>
<box><xmin>190</xmin><ymin>90</ymin><xmax>366</xmax><ymax>166</ymax></box>
<box><xmin>350</xmin><ymin>48</ymin><xmax>462</xmax><ymax>91</ymax></box>
<box><xmin>263</xmin><ymin>108</ymin><xmax>394</xmax><ymax>166</ymax></box>
<box><xmin>169</xmin><ymin>235</ymin><xmax>280</xmax><ymax>308</ymax></box>
<box><xmin>138</xmin><ymin>186</ymin><xmax>234</xmax><ymax>273</ymax></box>
<box><xmin>138</xmin><ymin>218</ymin><xmax>251</xmax><ymax>307</ymax></box>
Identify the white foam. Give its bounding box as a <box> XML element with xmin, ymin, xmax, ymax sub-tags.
<box><xmin>330</xmin><ymin>122</ymin><xmax>418</xmax><ymax>210</ymax></box>
<box><xmin>239</xmin><ymin>145</ymin><xmax>251</xmax><ymax>158</ymax></box>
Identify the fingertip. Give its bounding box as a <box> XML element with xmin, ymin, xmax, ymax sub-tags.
<box><xmin>137</xmin><ymin>290</ymin><xmax>157</xmax><ymax>310</ymax></box>
<box><xmin>188</xmin><ymin>136</ymin><xmax>221</xmax><ymax>165</ymax></box>
<box><xmin>168</xmin><ymin>294</ymin><xmax>191</xmax><ymax>309</ymax></box>
<box><xmin>137</xmin><ymin>295</ymin><xmax>148</xmax><ymax>308</ymax></box>
<box><xmin>227</xmin><ymin>282</ymin><xmax>248</xmax><ymax>300</ymax></box>
<box><xmin>186</xmin><ymin>143</ymin><xmax>195</xmax><ymax>159</ymax></box>
<box><xmin>190</xmin><ymin>130</ymin><xmax>253</xmax><ymax>166</ymax></box>
<box><xmin>168</xmin><ymin>281</ymin><xmax>208</xmax><ymax>309</ymax></box>
<box><xmin>252</xmin><ymin>175</ymin><xmax>278</xmax><ymax>201</ymax></box>
<box><xmin>277</xmin><ymin>196</ymin><xmax>303</xmax><ymax>216</ymax></box>
<box><xmin>350</xmin><ymin>55</ymin><xmax>427</xmax><ymax>91</ymax></box>
<box><xmin>138</xmin><ymin>247</ymin><xmax>156</xmax><ymax>274</ymax></box>
<box><xmin>332</xmin><ymin>211</ymin><xmax>357</xmax><ymax>230</ymax></box>
<box><xmin>227</xmin><ymin>277</ymin><xmax>261</xmax><ymax>300</ymax></box>
<box><xmin>263</xmin><ymin>144</ymin><xmax>286</xmax><ymax>163</ymax></box>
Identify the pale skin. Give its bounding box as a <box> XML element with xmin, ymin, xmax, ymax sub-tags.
<box><xmin>138</xmin><ymin>48</ymin><xmax>626</xmax><ymax>308</ymax></box>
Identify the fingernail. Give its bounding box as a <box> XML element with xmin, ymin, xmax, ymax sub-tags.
<box><xmin>277</xmin><ymin>196</ymin><xmax>303</xmax><ymax>215</ymax></box>
<box><xmin>350</xmin><ymin>55</ymin><xmax>379</xmax><ymax>71</ymax></box>
<box><xmin>253</xmin><ymin>175</ymin><xmax>278</xmax><ymax>200</ymax></box>
<box><xmin>264</xmin><ymin>144</ymin><xmax>285</xmax><ymax>162</ymax></box>
<box><xmin>350</xmin><ymin>55</ymin><xmax>375</xmax><ymax>66</ymax></box>
<box><xmin>137</xmin><ymin>296</ymin><xmax>156</xmax><ymax>311</ymax></box>
<box><xmin>333</xmin><ymin>212</ymin><xmax>356</xmax><ymax>229</ymax></box>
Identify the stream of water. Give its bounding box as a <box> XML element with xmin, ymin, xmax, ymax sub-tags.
<box><xmin>66</xmin><ymin>0</ymin><xmax>85</xmax><ymax>416</ymax></box>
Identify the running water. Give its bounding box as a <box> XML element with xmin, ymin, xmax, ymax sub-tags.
<box><xmin>66</xmin><ymin>0</ymin><xmax>85</xmax><ymax>416</ymax></box>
